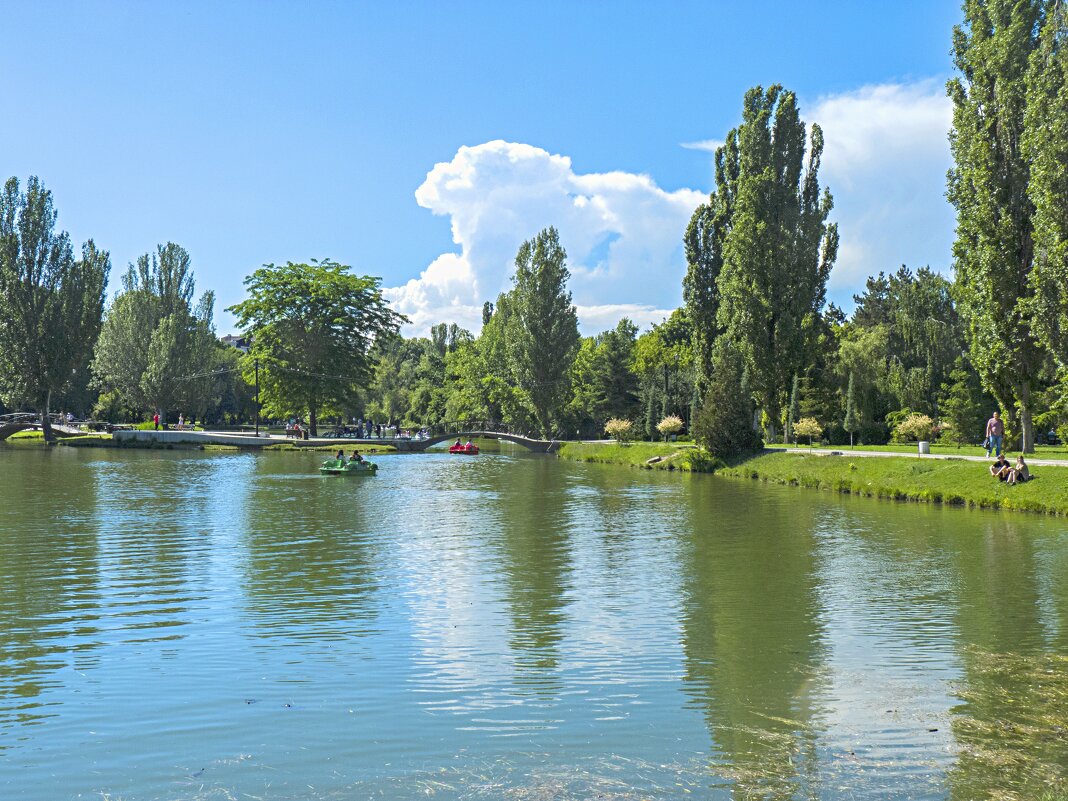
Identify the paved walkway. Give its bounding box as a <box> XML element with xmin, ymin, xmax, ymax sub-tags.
<box><xmin>782</xmin><ymin>447</ymin><xmax>1068</xmax><ymax>468</ymax></box>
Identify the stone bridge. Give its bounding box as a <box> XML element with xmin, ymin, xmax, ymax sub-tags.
<box><xmin>309</xmin><ymin>421</ymin><xmax>562</xmax><ymax>453</ymax></box>
<box><xmin>0</xmin><ymin>412</ymin><xmax>87</xmax><ymax>441</ymax></box>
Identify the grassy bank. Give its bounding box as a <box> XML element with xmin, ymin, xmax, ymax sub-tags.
<box><xmin>556</xmin><ymin>441</ymin><xmax>720</xmax><ymax>472</ymax></box>
<box><xmin>722</xmin><ymin>451</ymin><xmax>1068</xmax><ymax>515</ymax></box>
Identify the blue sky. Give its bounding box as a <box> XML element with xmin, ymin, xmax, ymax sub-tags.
<box><xmin>1</xmin><ymin>1</ymin><xmax>962</xmax><ymax>335</ymax></box>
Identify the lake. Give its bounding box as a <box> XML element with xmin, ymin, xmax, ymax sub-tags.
<box><xmin>1</xmin><ymin>444</ymin><xmax>1066</xmax><ymax>800</ymax></box>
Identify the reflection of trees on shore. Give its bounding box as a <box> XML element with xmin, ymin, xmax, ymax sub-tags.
<box><xmin>947</xmin><ymin>519</ymin><xmax>1068</xmax><ymax>800</ymax></box>
<box><xmin>678</xmin><ymin>481</ymin><xmax>826</xmax><ymax>799</ymax></box>
<box><xmin>0</xmin><ymin>450</ymin><xmax>101</xmax><ymax>736</ymax></box>
<box><xmin>240</xmin><ymin>467</ymin><xmax>381</xmax><ymax>642</ymax></box>
<box><xmin>493</xmin><ymin>457</ymin><xmax>573</xmax><ymax>689</ymax></box>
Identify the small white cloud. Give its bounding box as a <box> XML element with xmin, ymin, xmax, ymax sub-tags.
<box><xmin>576</xmin><ymin>304</ymin><xmax>675</xmax><ymax>333</ymax></box>
<box><xmin>680</xmin><ymin>139</ymin><xmax>724</xmax><ymax>153</ymax></box>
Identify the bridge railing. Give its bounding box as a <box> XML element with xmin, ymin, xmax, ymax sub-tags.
<box><xmin>423</xmin><ymin>421</ymin><xmax>541</xmax><ymax>439</ymax></box>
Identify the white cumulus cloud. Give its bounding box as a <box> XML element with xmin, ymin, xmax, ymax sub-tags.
<box><xmin>384</xmin><ymin>140</ymin><xmax>703</xmax><ymax>336</ymax></box>
<box><xmin>385</xmin><ymin>81</ymin><xmax>955</xmax><ymax>336</ymax></box>
<box><xmin>808</xmin><ymin>81</ymin><xmax>955</xmax><ymax>297</ymax></box>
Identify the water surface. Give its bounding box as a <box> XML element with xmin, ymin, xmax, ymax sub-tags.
<box><xmin>1</xmin><ymin>444</ymin><xmax>1066</xmax><ymax>800</ymax></box>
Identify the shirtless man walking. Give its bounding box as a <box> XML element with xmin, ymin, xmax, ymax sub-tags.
<box><xmin>985</xmin><ymin>411</ymin><xmax>1004</xmax><ymax>457</ymax></box>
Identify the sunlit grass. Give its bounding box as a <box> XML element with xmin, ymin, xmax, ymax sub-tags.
<box><xmin>722</xmin><ymin>452</ymin><xmax>1068</xmax><ymax>515</ymax></box>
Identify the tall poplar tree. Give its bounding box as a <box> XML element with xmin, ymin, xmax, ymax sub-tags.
<box><xmin>506</xmin><ymin>227</ymin><xmax>580</xmax><ymax>437</ymax></box>
<box><xmin>714</xmin><ymin>85</ymin><xmax>838</xmax><ymax>437</ymax></box>
<box><xmin>947</xmin><ymin>0</ymin><xmax>1047</xmax><ymax>451</ymax></box>
<box><xmin>0</xmin><ymin>176</ymin><xmax>110</xmax><ymax>440</ymax></box>
<box><xmin>683</xmin><ymin>135</ymin><xmax>739</xmax><ymax>389</ymax></box>
<box><xmin>1025</xmin><ymin>1</ymin><xmax>1068</xmax><ymax>364</ymax></box>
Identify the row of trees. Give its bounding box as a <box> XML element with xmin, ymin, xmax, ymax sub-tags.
<box><xmin>2</xmin><ymin>3</ymin><xmax>1062</xmax><ymax>454</ymax></box>
<box><xmin>0</xmin><ymin>177</ymin><xmax>402</xmax><ymax>438</ymax></box>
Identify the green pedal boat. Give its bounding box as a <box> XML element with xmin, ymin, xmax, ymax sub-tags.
<box><xmin>320</xmin><ymin>459</ymin><xmax>378</xmax><ymax>476</ymax></box>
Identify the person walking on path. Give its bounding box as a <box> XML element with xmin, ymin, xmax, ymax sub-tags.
<box><xmin>985</xmin><ymin>411</ymin><xmax>1004</xmax><ymax>457</ymax></box>
<box><xmin>153</xmin><ymin>412</ymin><xmax>160</xmax><ymax>431</ymax></box>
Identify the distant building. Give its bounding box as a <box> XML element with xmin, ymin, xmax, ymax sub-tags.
<box><xmin>221</xmin><ymin>334</ymin><xmax>250</xmax><ymax>352</ymax></box>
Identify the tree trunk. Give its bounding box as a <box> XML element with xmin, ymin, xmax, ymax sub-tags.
<box><xmin>309</xmin><ymin>403</ymin><xmax>318</xmax><ymax>437</ymax></box>
<box><xmin>1020</xmin><ymin>382</ymin><xmax>1034</xmax><ymax>454</ymax></box>
<box><xmin>41</xmin><ymin>389</ymin><xmax>54</xmax><ymax>443</ymax></box>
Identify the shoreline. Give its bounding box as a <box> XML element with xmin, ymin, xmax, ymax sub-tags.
<box><xmin>556</xmin><ymin>442</ymin><xmax>1068</xmax><ymax>516</ymax></box>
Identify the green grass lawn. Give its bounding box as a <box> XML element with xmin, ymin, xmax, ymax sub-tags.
<box><xmin>767</xmin><ymin>441</ymin><xmax>1068</xmax><ymax>459</ymax></box>
<box><xmin>722</xmin><ymin>451</ymin><xmax>1068</xmax><ymax>515</ymax></box>
<box><xmin>557</xmin><ymin>441</ymin><xmax>721</xmax><ymax>472</ymax></box>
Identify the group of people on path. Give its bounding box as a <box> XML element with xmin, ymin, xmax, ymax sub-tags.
<box><xmin>984</xmin><ymin>411</ymin><xmax>1033</xmax><ymax>484</ymax></box>
<box><xmin>151</xmin><ymin>411</ymin><xmax>189</xmax><ymax>430</ymax></box>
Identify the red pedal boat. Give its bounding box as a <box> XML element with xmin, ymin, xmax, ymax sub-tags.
<box><xmin>449</xmin><ymin>442</ymin><xmax>479</xmax><ymax>455</ymax></box>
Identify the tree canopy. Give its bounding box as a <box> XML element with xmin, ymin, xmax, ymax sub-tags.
<box><xmin>504</xmin><ymin>227</ymin><xmax>581</xmax><ymax>436</ymax></box>
<box><xmin>227</xmin><ymin>259</ymin><xmax>404</xmax><ymax>435</ymax></box>
<box><xmin>947</xmin><ymin>0</ymin><xmax>1048</xmax><ymax>451</ymax></box>
<box><xmin>92</xmin><ymin>243</ymin><xmax>215</xmax><ymax>424</ymax></box>
<box><xmin>687</xmin><ymin>86</ymin><xmax>837</xmax><ymax>438</ymax></box>
<box><xmin>0</xmin><ymin>176</ymin><xmax>109</xmax><ymax>438</ymax></box>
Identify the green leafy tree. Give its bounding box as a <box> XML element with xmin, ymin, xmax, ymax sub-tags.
<box><xmin>851</xmin><ymin>266</ymin><xmax>964</xmax><ymax>415</ymax></box>
<box><xmin>0</xmin><ymin>177</ymin><xmax>110</xmax><ymax>439</ymax></box>
<box><xmin>505</xmin><ymin>227</ymin><xmax>580</xmax><ymax>436</ymax></box>
<box><xmin>844</xmin><ymin>372</ymin><xmax>859</xmax><ymax>447</ymax></box>
<box><xmin>632</xmin><ymin>309</ymin><xmax>694</xmax><ymax>428</ymax></box>
<box><xmin>443</xmin><ymin>293</ymin><xmax>533</xmax><ymax>428</ymax></box>
<box><xmin>948</xmin><ymin>0</ymin><xmax>1048</xmax><ymax>451</ymax></box>
<box><xmin>1026</xmin><ymin>1</ymin><xmax>1068</xmax><ymax>364</ymax></box>
<box><xmin>92</xmin><ymin>243</ymin><xmax>215</xmax><ymax>425</ymax></box>
<box><xmin>714</xmin><ymin>85</ymin><xmax>838</xmax><ymax>438</ymax></box>
<box><xmin>693</xmin><ymin>344</ymin><xmax>763</xmax><ymax>459</ymax></box>
<box><xmin>938</xmin><ymin>356</ymin><xmax>993</xmax><ymax>447</ymax></box>
<box><xmin>563</xmin><ymin>336</ymin><xmax>601</xmax><ymax>437</ymax></box>
<box><xmin>227</xmin><ymin>260</ymin><xmax>404</xmax><ymax>436</ymax></box>
<box><xmin>595</xmin><ymin>318</ymin><xmax>640</xmax><ymax>420</ymax></box>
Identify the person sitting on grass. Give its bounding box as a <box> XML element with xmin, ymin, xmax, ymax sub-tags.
<box><xmin>990</xmin><ymin>454</ymin><xmax>1012</xmax><ymax>481</ymax></box>
<box><xmin>1008</xmin><ymin>455</ymin><xmax>1031</xmax><ymax>485</ymax></box>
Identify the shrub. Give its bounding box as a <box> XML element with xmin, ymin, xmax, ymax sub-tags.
<box><xmin>824</xmin><ymin>423</ymin><xmax>851</xmax><ymax>446</ymax></box>
<box><xmin>891</xmin><ymin>413</ymin><xmax>935</xmax><ymax>443</ymax></box>
<box><xmin>604</xmin><ymin>418</ymin><xmax>634</xmax><ymax>442</ymax></box>
<box><xmin>656</xmin><ymin>415</ymin><xmax>684</xmax><ymax>440</ymax></box>
<box><xmin>692</xmin><ymin>346</ymin><xmax>763</xmax><ymax>460</ymax></box>
<box><xmin>682</xmin><ymin>449</ymin><xmax>724</xmax><ymax>473</ymax></box>
<box><xmin>794</xmin><ymin>417</ymin><xmax>822</xmax><ymax>445</ymax></box>
<box><xmin>858</xmin><ymin>421</ymin><xmax>890</xmax><ymax>445</ymax></box>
